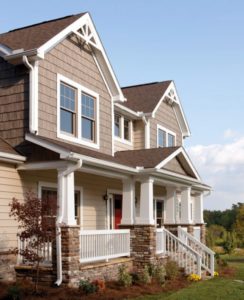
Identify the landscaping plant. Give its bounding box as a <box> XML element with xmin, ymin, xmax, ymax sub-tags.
<box><xmin>118</xmin><ymin>264</ymin><xmax>132</xmax><ymax>287</ymax></box>
<box><xmin>165</xmin><ymin>260</ymin><xmax>179</xmax><ymax>279</ymax></box>
<box><xmin>9</xmin><ymin>192</ymin><xmax>57</xmax><ymax>294</ymax></box>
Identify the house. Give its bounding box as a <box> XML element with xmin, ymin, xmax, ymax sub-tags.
<box><xmin>0</xmin><ymin>13</ymin><xmax>214</xmax><ymax>285</ymax></box>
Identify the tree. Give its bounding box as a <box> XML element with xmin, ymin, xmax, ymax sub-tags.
<box><xmin>223</xmin><ymin>231</ymin><xmax>237</xmax><ymax>254</ymax></box>
<box><xmin>9</xmin><ymin>192</ymin><xmax>57</xmax><ymax>293</ymax></box>
<box><xmin>234</xmin><ymin>203</ymin><xmax>244</xmax><ymax>247</ymax></box>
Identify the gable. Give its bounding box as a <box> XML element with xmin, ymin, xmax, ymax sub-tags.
<box><xmin>163</xmin><ymin>157</ymin><xmax>189</xmax><ymax>177</ymax></box>
<box><xmin>38</xmin><ymin>35</ymin><xmax>113</xmax><ymax>156</ymax></box>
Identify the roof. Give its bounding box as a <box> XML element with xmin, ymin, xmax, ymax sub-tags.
<box><xmin>121</xmin><ymin>81</ymin><xmax>172</xmax><ymax>113</ymax></box>
<box><xmin>25</xmin><ymin>135</ymin><xmax>197</xmax><ymax>178</ymax></box>
<box><xmin>0</xmin><ymin>137</ymin><xmax>21</xmax><ymax>156</ymax></box>
<box><xmin>0</xmin><ymin>13</ymin><xmax>85</xmax><ymax>51</ymax></box>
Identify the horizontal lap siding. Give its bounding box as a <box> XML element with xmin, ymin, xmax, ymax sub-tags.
<box><xmin>0</xmin><ymin>58</ymin><xmax>28</xmax><ymax>147</ymax></box>
<box><xmin>114</xmin><ymin>139</ymin><xmax>133</xmax><ymax>152</ymax></box>
<box><xmin>38</xmin><ymin>37</ymin><xmax>112</xmax><ymax>155</ymax></box>
<box><xmin>150</xmin><ymin>101</ymin><xmax>182</xmax><ymax>147</ymax></box>
<box><xmin>164</xmin><ymin>158</ymin><xmax>188</xmax><ymax>176</ymax></box>
<box><xmin>133</xmin><ymin>120</ymin><xmax>144</xmax><ymax>150</ymax></box>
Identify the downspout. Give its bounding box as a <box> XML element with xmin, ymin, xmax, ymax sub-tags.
<box><xmin>22</xmin><ymin>55</ymin><xmax>38</xmax><ymax>134</ymax></box>
<box><xmin>142</xmin><ymin>116</ymin><xmax>150</xmax><ymax>149</ymax></box>
<box><xmin>55</xmin><ymin>159</ymin><xmax>82</xmax><ymax>286</ymax></box>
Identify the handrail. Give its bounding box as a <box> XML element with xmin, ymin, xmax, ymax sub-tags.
<box><xmin>178</xmin><ymin>226</ymin><xmax>215</xmax><ymax>276</ymax></box>
<box><xmin>161</xmin><ymin>227</ymin><xmax>202</xmax><ymax>277</ymax></box>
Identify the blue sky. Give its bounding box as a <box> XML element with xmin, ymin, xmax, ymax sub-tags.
<box><xmin>1</xmin><ymin>0</ymin><xmax>244</xmax><ymax>210</ymax></box>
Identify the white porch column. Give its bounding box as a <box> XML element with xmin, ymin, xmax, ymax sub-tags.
<box><xmin>58</xmin><ymin>169</ymin><xmax>76</xmax><ymax>226</ymax></box>
<box><xmin>165</xmin><ymin>187</ymin><xmax>176</xmax><ymax>224</ymax></box>
<box><xmin>136</xmin><ymin>177</ymin><xmax>154</xmax><ymax>225</ymax></box>
<box><xmin>121</xmin><ymin>178</ymin><xmax>135</xmax><ymax>225</ymax></box>
<box><xmin>194</xmin><ymin>192</ymin><xmax>204</xmax><ymax>223</ymax></box>
<box><xmin>181</xmin><ymin>187</ymin><xmax>192</xmax><ymax>224</ymax></box>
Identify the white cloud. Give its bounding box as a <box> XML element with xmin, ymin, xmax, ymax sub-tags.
<box><xmin>187</xmin><ymin>136</ymin><xmax>244</xmax><ymax>210</ymax></box>
<box><xmin>223</xmin><ymin>128</ymin><xmax>238</xmax><ymax>139</ymax></box>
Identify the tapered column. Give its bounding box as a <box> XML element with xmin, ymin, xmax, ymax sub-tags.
<box><xmin>194</xmin><ymin>192</ymin><xmax>204</xmax><ymax>224</ymax></box>
<box><xmin>58</xmin><ymin>170</ymin><xmax>76</xmax><ymax>226</ymax></box>
<box><xmin>165</xmin><ymin>187</ymin><xmax>176</xmax><ymax>224</ymax></box>
<box><xmin>181</xmin><ymin>187</ymin><xmax>192</xmax><ymax>224</ymax></box>
<box><xmin>136</xmin><ymin>177</ymin><xmax>154</xmax><ymax>225</ymax></box>
<box><xmin>121</xmin><ymin>178</ymin><xmax>135</xmax><ymax>225</ymax></box>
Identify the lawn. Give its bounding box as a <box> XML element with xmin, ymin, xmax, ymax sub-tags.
<box><xmin>134</xmin><ymin>256</ymin><xmax>244</xmax><ymax>300</ymax></box>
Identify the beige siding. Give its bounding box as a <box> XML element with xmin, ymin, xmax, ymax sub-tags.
<box><xmin>38</xmin><ymin>36</ymin><xmax>113</xmax><ymax>155</ymax></box>
<box><xmin>0</xmin><ymin>58</ymin><xmax>29</xmax><ymax>147</ymax></box>
<box><xmin>150</xmin><ymin>101</ymin><xmax>182</xmax><ymax>147</ymax></box>
<box><xmin>164</xmin><ymin>158</ymin><xmax>187</xmax><ymax>176</ymax></box>
<box><xmin>114</xmin><ymin>139</ymin><xmax>133</xmax><ymax>152</ymax></box>
<box><xmin>133</xmin><ymin>120</ymin><xmax>144</xmax><ymax>150</ymax></box>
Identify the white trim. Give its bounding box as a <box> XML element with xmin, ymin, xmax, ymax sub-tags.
<box><xmin>157</xmin><ymin>124</ymin><xmax>176</xmax><ymax>147</ymax></box>
<box><xmin>38</xmin><ymin>13</ymin><xmax>125</xmax><ymax>102</ymax></box>
<box><xmin>0</xmin><ymin>151</ymin><xmax>26</xmax><ymax>163</ymax></box>
<box><xmin>114</xmin><ymin>103</ymin><xmax>140</xmax><ymax>118</ymax></box>
<box><xmin>152</xmin><ymin>81</ymin><xmax>190</xmax><ymax>138</ymax></box>
<box><xmin>38</xmin><ymin>181</ymin><xmax>83</xmax><ymax>228</ymax></box>
<box><xmin>155</xmin><ymin>147</ymin><xmax>201</xmax><ymax>181</ymax></box>
<box><xmin>17</xmin><ymin>160</ymin><xmax>70</xmax><ymax>171</ymax></box>
<box><xmin>57</xmin><ymin>73</ymin><xmax>100</xmax><ymax>149</ymax></box>
<box><xmin>0</xmin><ymin>44</ymin><xmax>12</xmax><ymax>56</ymax></box>
<box><xmin>154</xmin><ymin>197</ymin><xmax>166</xmax><ymax>227</ymax></box>
<box><xmin>113</xmin><ymin>113</ymin><xmax>133</xmax><ymax>145</ymax></box>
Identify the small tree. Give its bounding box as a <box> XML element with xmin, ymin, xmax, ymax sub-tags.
<box><xmin>9</xmin><ymin>192</ymin><xmax>57</xmax><ymax>293</ymax></box>
<box><xmin>223</xmin><ymin>231</ymin><xmax>237</xmax><ymax>255</ymax></box>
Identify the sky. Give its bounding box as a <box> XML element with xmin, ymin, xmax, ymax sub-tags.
<box><xmin>1</xmin><ymin>0</ymin><xmax>244</xmax><ymax>210</ymax></box>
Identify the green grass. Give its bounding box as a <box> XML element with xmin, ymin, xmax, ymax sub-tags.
<box><xmin>133</xmin><ymin>255</ymin><xmax>244</xmax><ymax>300</ymax></box>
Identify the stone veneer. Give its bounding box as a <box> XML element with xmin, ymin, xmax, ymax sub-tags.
<box><xmin>0</xmin><ymin>252</ymin><xmax>16</xmax><ymax>282</ymax></box>
<box><xmin>119</xmin><ymin>224</ymin><xmax>157</xmax><ymax>273</ymax></box>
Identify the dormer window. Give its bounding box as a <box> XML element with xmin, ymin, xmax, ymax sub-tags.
<box><xmin>114</xmin><ymin>114</ymin><xmax>132</xmax><ymax>143</ymax></box>
<box><xmin>57</xmin><ymin>74</ymin><xmax>99</xmax><ymax>149</ymax></box>
<box><xmin>157</xmin><ymin>125</ymin><xmax>176</xmax><ymax>147</ymax></box>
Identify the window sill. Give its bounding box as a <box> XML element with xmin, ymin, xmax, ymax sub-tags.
<box><xmin>114</xmin><ymin>136</ymin><xmax>132</xmax><ymax>146</ymax></box>
<box><xmin>57</xmin><ymin>132</ymin><xmax>100</xmax><ymax>149</ymax></box>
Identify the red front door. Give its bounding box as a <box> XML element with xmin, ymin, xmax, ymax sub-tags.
<box><xmin>114</xmin><ymin>194</ymin><xmax>122</xmax><ymax>229</ymax></box>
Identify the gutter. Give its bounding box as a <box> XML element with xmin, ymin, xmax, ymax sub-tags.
<box><xmin>22</xmin><ymin>56</ymin><xmax>39</xmax><ymax>135</ymax></box>
<box><xmin>55</xmin><ymin>159</ymin><xmax>82</xmax><ymax>286</ymax></box>
<box><xmin>0</xmin><ymin>151</ymin><xmax>26</xmax><ymax>164</ymax></box>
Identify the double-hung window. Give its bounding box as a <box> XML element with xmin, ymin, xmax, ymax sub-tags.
<box><xmin>81</xmin><ymin>93</ymin><xmax>95</xmax><ymax>141</ymax></box>
<box><xmin>60</xmin><ymin>83</ymin><xmax>76</xmax><ymax>135</ymax></box>
<box><xmin>58</xmin><ymin>74</ymin><xmax>99</xmax><ymax>149</ymax></box>
<box><xmin>114</xmin><ymin>114</ymin><xmax>132</xmax><ymax>142</ymax></box>
<box><xmin>157</xmin><ymin>125</ymin><xmax>176</xmax><ymax>147</ymax></box>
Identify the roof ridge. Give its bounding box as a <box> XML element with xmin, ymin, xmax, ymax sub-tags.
<box><xmin>3</xmin><ymin>13</ymin><xmax>85</xmax><ymax>34</ymax></box>
<box><xmin>122</xmin><ymin>80</ymin><xmax>172</xmax><ymax>89</ymax></box>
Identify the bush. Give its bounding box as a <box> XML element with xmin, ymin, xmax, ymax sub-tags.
<box><xmin>154</xmin><ymin>265</ymin><xmax>166</xmax><ymax>284</ymax></box>
<box><xmin>118</xmin><ymin>265</ymin><xmax>132</xmax><ymax>287</ymax></box>
<box><xmin>223</xmin><ymin>231</ymin><xmax>237</xmax><ymax>254</ymax></box>
<box><xmin>79</xmin><ymin>279</ymin><xmax>98</xmax><ymax>295</ymax></box>
<box><xmin>92</xmin><ymin>279</ymin><xmax>105</xmax><ymax>292</ymax></box>
<box><xmin>138</xmin><ymin>265</ymin><xmax>151</xmax><ymax>284</ymax></box>
<box><xmin>7</xmin><ymin>284</ymin><xmax>22</xmax><ymax>300</ymax></box>
<box><xmin>165</xmin><ymin>260</ymin><xmax>179</xmax><ymax>279</ymax></box>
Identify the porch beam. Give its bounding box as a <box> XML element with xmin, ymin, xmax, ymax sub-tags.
<box><xmin>18</xmin><ymin>160</ymin><xmax>71</xmax><ymax>170</ymax></box>
<box><xmin>121</xmin><ymin>178</ymin><xmax>135</xmax><ymax>225</ymax></box>
<box><xmin>136</xmin><ymin>177</ymin><xmax>154</xmax><ymax>225</ymax></box>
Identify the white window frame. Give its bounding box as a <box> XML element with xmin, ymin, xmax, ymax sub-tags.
<box><xmin>38</xmin><ymin>181</ymin><xmax>84</xmax><ymax>228</ymax></box>
<box><xmin>157</xmin><ymin>124</ymin><xmax>176</xmax><ymax>147</ymax></box>
<box><xmin>114</xmin><ymin>114</ymin><xmax>133</xmax><ymax>145</ymax></box>
<box><xmin>57</xmin><ymin>74</ymin><xmax>100</xmax><ymax>149</ymax></box>
<box><xmin>153</xmin><ymin>197</ymin><xmax>165</xmax><ymax>227</ymax></box>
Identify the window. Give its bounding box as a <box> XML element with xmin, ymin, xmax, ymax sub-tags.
<box><xmin>114</xmin><ymin>114</ymin><xmax>132</xmax><ymax>142</ymax></box>
<box><xmin>60</xmin><ymin>83</ymin><xmax>76</xmax><ymax>135</ymax></box>
<box><xmin>168</xmin><ymin>133</ymin><xmax>175</xmax><ymax>147</ymax></box>
<box><xmin>58</xmin><ymin>74</ymin><xmax>99</xmax><ymax>149</ymax></box>
<box><xmin>158</xmin><ymin>129</ymin><xmax>166</xmax><ymax>147</ymax></box>
<box><xmin>114</xmin><ymin>114</ymin><xmax>120</xmax><ymax>137</ymax></box>
<box><xmin>81</xmin><ymin>93</ymin><xmax>95</xmax><ymax>141</ymax></box>
<box><xmin>124</xmin><ymin>118</ymin><xmax>130</xmax><ymax>140</ymax></box>
<box><xmin>157</xmin><ymin>125</ymin><xmax>176</xmax><ymax>147</ymax></box>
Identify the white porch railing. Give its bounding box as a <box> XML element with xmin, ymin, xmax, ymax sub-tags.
<box><xmin>80</xmin><ymin>229</ymin><xmax>130</xmax><ymax>263</ymax></box>
<box><xmin>17</xmin><ymin>236</ymin><xmax>52</xmax><ymax>265</ymax></box>
<box><xmin>178</xmin><ymin>226</ymin><xmax>215</xmax><ymax>276</ymax></box>
<box><xmin>157</xmin><ymin>227</ymin><xmax>202</xmax><ymax>277</ymax></box>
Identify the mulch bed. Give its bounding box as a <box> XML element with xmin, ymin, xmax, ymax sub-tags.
<box><xmin>0</xmin><ymin>276</ymin><xmax>190</xmax><ymax>300</ymax></box>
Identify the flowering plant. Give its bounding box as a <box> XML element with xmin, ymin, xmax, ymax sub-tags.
<box><xmin>187</xmin><ymin>273</ymin><xmax>201</xmax><ymax>282</ymax></box>
<box><xmin>214</xmin><ymin>271</ymin><xmax>219</xmax><ymax>277</ymax></box>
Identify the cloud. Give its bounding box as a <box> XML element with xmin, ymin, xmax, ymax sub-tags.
<box><xmin>223</xmin><ymin>128</ymin><xmax>238</xmax><ymax>139</ymax></box>
<box><xmin>187</xmin><ymin>136</ymin><xmax>244</xmax><ymax>210</ymax></box>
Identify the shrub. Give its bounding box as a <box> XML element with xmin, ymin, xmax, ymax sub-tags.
<box><xmin>165</xmin><ymin>260</ymin><xmax>179</xmax><ymax>279</ymax></box>
<box><xmin>79</xmin><ymin>279</ymin><xmax>98</xmax><ymax>295</ymax></box>
<box><xmin>154</xmin><ymin>265</ymin><xmax>166</xmax><ymax>284</ymax></box>
<box><xmin>118</xmin><ymin>265</ymin><xmax>132</xmax><ymax>287</ymax></box>
<box><xmin>92</xmin><ymin>279</ymin><xmax>105</xmax><ymax>292</ymax></box>
<box><xmin>138</xmin><ymin>265</ymin><xmax>151</xmax><ymax>284</ymax></box>
<box><xmin>7</xmin><ymin>284</ymin><xmax>22</xmax><ymax>300</ymax></box>
<box><xmin>187</xmin><ymin>273</ymin><xmax>201</xmax><ymax>282</ymax></box>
